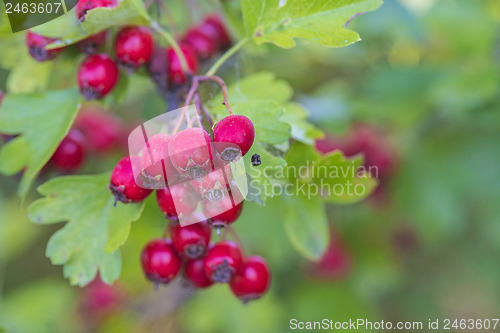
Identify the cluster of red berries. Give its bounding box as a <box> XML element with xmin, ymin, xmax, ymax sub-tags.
<box><xmin>108</xmin><ymin>112</ymin><xmax>268</xmax><ymax>301</ymax></box>
<box><xmin>25</xmin><ymin>0</ymin><xmax>231</xmax><ymax>101</ymax></box>
<box><xmin>50</xmin><ymin>106</ymin><xmax>124</xmax><ymax>172</ymax></box>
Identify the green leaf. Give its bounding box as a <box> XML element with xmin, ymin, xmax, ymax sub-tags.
<box><xmin>7</xmin><ymin>55</ymin><xmax>52</xmax><ymax>93</ymax></box>
<box><xmin>245</xmin><ymin>142</ymin><xmax>287</xmax><ymax>204</ymax></box>
<box><xmin>0</xmin><ymin>137</ymin><xmax>29</xmax><ymax>175</ymax></box>
<box><xmin>0</xmin><ymin>89</ymin><xmax>80</xmax><ymax>198</ymax></box>
<box><xmin>282</xmin><ymin>194</ymin><xmax>328</xmax><ymax>260</ymax></box>
<box><xmin>242</xmin><ymin>0</ymin><xmax>383</xmax><ymax>48</ymax></box>
<box><xmin>32</xmin><ymin>9</ymin><xmax>89</xmax><ymax>49</ymax></box>
<box><xmin>282</xmin><ymin>102</ymin><xmax>323</xmax><ymax>145</ymax></box>
<box><xmin>286</xmin><ymin>142</ymin><xmax>377</xmax><ymax>204</ymax></box>
<box><xmin>81</xmin><ymin>0</ymin><xmax>151</xmax><ymax>35</ymax></box>
<box><xmin>28</xmin><ymin>173</ymin><xmax>144</xmax><ymax>286</ymax></box>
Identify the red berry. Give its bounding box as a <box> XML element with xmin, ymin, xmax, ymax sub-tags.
<box><xmin>74</xmin><ymin>106</ymin><xmax>122</xmax><ymax>152</ymax></box>
<box><xmin>201</xmin><ymin>15</ymin><xmax>231</xmax><ymax>49</ymax></box>
<box><xmin>184</xmin><ymin>258</ymin><xmax>214</xmax><ymax>288</ymax></box>
<box><xmin>115</xmin><ymin>26</ymin><xmax>154</xmax><ymax>70</ymax></box>
<box><xmin>110</xmin><ymin>156</ymin><xmax>152</xmax><ymax>204</ymax></box>
<box><xmin>78</xmin><ymin>31</ymin><xmax>107</xmax><ymax>54</ymax></box>
<box><xmin>213</xmin><ymin>115</ymin><xmax>255</xmax><ymax>160</ymax></box>
<box><xmin>181</xmin><ymin>28</ymin><xmax>217</xmax><ymax>59</ymax></box>
<box><xmin>168</xmin><ymin>128</ymin><xmax>213</xmax><ymax>179</ymax></box>
<box><xmin>25</xmin><ymin>30</ymin><xmax>65</xmax><ymax>62</ymax></box>
<box><xmin>140</xmin><ymin>133</ymin><xmax>178</xmax><ymax>185</ymax></box>
<box><xmin>156</xmin><ymin>183</ymin><xmax>199</xmax><ymax>219</ymax></box>
<box><xmin>229</xmin><ymin>256</ymin><xmax>271</xmax><ymax>303</ymax></box>
<box><xmin>141</xmin><ymin>239</ymin><xmax>182</xmax><ymax>284</ymax></box>
<box><xmin>166</xmin><ymin>45</ymin><xmax>198</xmax><ymax>86</ymax></box>
<box><xmin>79</xmin><ymin>277</ymin><xmax>124</xmax><ymax>321</ymax></box>
<box><xmin>170</xmin><ymin>221</ymin><xmax>211</xmax><ymax>259</ymax></box>
<box><xmin>203</xmin><ymin>195</ymin><xmax>243</xmax><ymax>228</ymax></box>
<box><xmin>203</xmin><ymin>241</ymin><xmax>242</xmax><ymax>283</ymax></box>
<box><xmin>78</xmin><ymin>54</ymin><xmax>119</xmax><ymax>100</ymax></box>
<box><xmin>190</xmin><ymin>168</ymin><xmax>230</xmax><ymax>200</ymax></box>
<box><xmin>51</xmin><ymin>129</ymin><xmax>86</xmax><ymax>172</ymax></box>
<box><xmin>76</xmin><ymin>0</ymin><xmax>117</xmax><ymax>21</ymax></box>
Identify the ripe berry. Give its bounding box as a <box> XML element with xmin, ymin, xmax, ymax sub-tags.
<box><xmin>184</xmin><ymin>258</ymin><xmax>214</xmax><ymax>288</ymax></box>
<box><xmin>156</xmin><ymin>183</ymin><xmax>199</xmax><ymax>220</ymax></box>
<box><xmin>140</xmin><ymin>133</ymin><xmax>177</xmax><ymax>185</ymax></box>
<box><xmin>25</xmin><ymin>30</ymin><xmax>65</xmax><ymax>62</ymax></box>
<box><xmin>110</xmin><ymin>156</ymin><xmax>152</xmax><ymax>204</ymax></box>
<box><xmin>51</xmin><ymin>129</ymin><xmax>86</xmax><ymax>172</ymax></box>
<box><xmin>74</xmin><ymin>106</ymin><xmax>122</xmax><ymax>152</ymax></box>
<box><xmin>309</xmin><ymin>231</ymin><xmax>351</xmax><ymax>280</ymax></box>
<box><xmin>200</xmin><ymin>15</ymin><xmax>231</xmax><ymax>49</ymax></box>
<box><xmin>181</xmin><ymin>28</ymin><xmax>217</xmax><ymax>59</ymax></box>
<box><xmin>76</xmin><ymin>0</ymin><xmax>117</xmax><ymax>21</ymax></box>
<box><xmin>115</xmin><ymin>26</ymin><xmax>154</xmax><ymax>70</ymax></box>
<box><xmin>166</xmin><ymin>45</ymin><xmax>198</xmax><ymax>86</ymax></box>
<box><xmin>78</xmin><ymin>54</ymin><xmax>119</xmax><ymax>100</ymax></box>
<box><xmin>169</xmin><ymin>128</ymin><xmax>213</xmax><ymax>179</ymax></box>
<box><xmin>203</xmin><ymin>241</ymin><xmax>242</xmax><ymax>283</ymax></box>
<box><xmin>190</xmin><ymin>168</ymin><xmax>230</xmax><ymax>200</ymax></box>
<box><xmin>213</xmin><ymin>115</ymin><xmax>255</xmax><ymax>161</ymax></box>
<box><xmin>141</xmin><ymin>239</ymin><xmax>182</xmax><ymax>284</ymax></box>
<box><xmin>77</xmin><ymin>31</ymin><xmax>107</xmax><ymax>54</ymax></box>
<box><xmin>230</xmin><ymin>256</ymin><xmax>271</xmax><ymax>303</ymax></box>
<box><xmin>203</xmin><ymin>195</ymin><xmax>243</xmax><ymax>228</ymax></box>
<box><xmin>170</xmin><ymin>221</ymin><xmax>211</xmax><ymax>259</ymax></box>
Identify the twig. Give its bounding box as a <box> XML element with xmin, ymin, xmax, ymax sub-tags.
<box><xmin>194</xmin><ymin>93</ymin><xmax>214</xmax><ymax>128</ymax></box>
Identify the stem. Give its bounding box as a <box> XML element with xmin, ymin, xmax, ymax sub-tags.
<box><xmin>227</xmin><ymin>226</ymin><xmax>246</xmax><ymax>257</ymax></box>
<box><xmin>185</xmin><ymin>75</ymin><xmax>234</xmax><ymax>115</ymax></box>
<box><xmin>195</xmin><ymin>93</ymin><xmax>214</xmax><ymax>128</ymax></box>
<box><xmin>205</xmin><ymin>38</ymin><xmax>248</xmax><ymax>76</ymax></box>
<box><xmin>155</xmin><ymin>0</ymin><xmax>179</xmax><ymax>39</ymax></box>
<box><xmin>151</xmin><ymin>21</ymin><xmax>189</xmax><ymax>73</ymax></box>
<box><xmin>144</xmin><ymin>0</ymin><xmax>154</xmax><ymax>9</ymax></box>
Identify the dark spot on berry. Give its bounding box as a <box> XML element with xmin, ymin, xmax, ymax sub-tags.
<box><xmin>210</xmin><ymin>259</ymin><xmax>233</xmax><ymax>283</ymax></box>
<box><xmin>185</xmin><ymin>244</ymin><xmax>205</xmax><ymax>259</ymax></box>
<box><xmin>221</xmin><ymin>147</ymin><xmax>241</xmax><ymax>161</ymax></box>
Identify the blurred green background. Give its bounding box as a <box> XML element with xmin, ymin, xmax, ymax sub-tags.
<box><xmin>1</xmin><ymin>0</ymin><xmax>500</xmax><ymax>332</ymax></box>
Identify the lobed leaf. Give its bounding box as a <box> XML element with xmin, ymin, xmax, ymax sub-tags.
<box><xmin>0</xmin><ymin>88</ymin><xmax>80</xmax><ymax>198</ymax></box>
<box><xmin>28</xmin><ymin>173</ymin><xmax>144</xmax><ymax>286</ymax></box>
<box><xmin>242</xmin><ymin>0</ymin><xmax>383</xmax><ymax>48</ymax></box>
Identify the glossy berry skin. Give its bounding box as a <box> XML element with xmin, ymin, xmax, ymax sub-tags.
<box><xmin>156</xmin><ymin>183</ymin><xmax>199</xmax><ymax>219</ymax></box>
<box><xmin>203</xmin><ymin>196</ymin><xmax>243</xmax><ymax>228</ymax></box>
<box><xmin>140</xmin><ymin>133</ymin><xmax>177</xmax><ymax>184</ymax></box>
<box><xmin>185</xmin><ymin>258</ymin><xmax>214</xmax><ymax>288</ymax></box>
<box><xmin>201</xmin><ymin>15</ymin><xmax>231</xmax><ymax>48</ymax></box>
<box><xmin>203</xmin><ymin>241</ymin><xmax>242</xmax><ymax>283</ymax></box>
<box><xmin>213</xmin><ymin>115</ymin><xmax>255</xmax><ymax>160</ymax></box>
<box><xmin>110</xmin><ymin>156</ymin><xmax>152</xmax><ymax>203</ymax></box>
<box><xmin>230</xmin><ymin>256</ymin><xmax>271</xmax><ymax>303</ymax></box>
<box><xmin>74</xmin><ymin>106</ymin><xmax>122</xmax><ymax>152</ymax></box>
<box><xmin>52</xmin><ymin>129</ymin><xmax>86</xmax><ymax>172</ymax></box>
<box><xmin>181</xmin><ymin>28</ymin><xmax>217</xmax><ymax>59</ymax></box>
<box><xmin>141</xmin><ymin>239</ymin><xmax>182</xmax><ymax>284</ymax></box>
<box><xmin>115</xmin><ymin>26</ymin><xmax>154</xmax><ymax>70</ymax></box>
<box><xmin>170</xmin><ymin>221</ymin><xmax>211</xmax><ymax>259</ymax></box>
<box><xmin>77</xmin><ymin>31</ymin><xmax>107</xmax><ymax>54</ymax></box>
<box><xmin>78</xmin><ymin>54</ymin><xmax>119</xmax><ymax>100</ymax></box>
<box><xmin>26</xmin><ymin>30</ymin><xmax>65</xmax><ymax>62</ymax></box>
<box><xmin>166</xmin><ymin>45</ymin><xmax>198</xmax><ymax>86</ymax></box>
<box><xmin>169</xmin><ymin>128</ymin><xmax>213</xmax><ymax>179</ymax></box>
<box><xmin>76</xmin><ymin>0</ymin><xmax>117</xmax><ymax>21</ymax></box>
<box><xmin>190</xmin><ymin>168</ymin><xmax>230</xmax><ymax>200</ymax></box>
